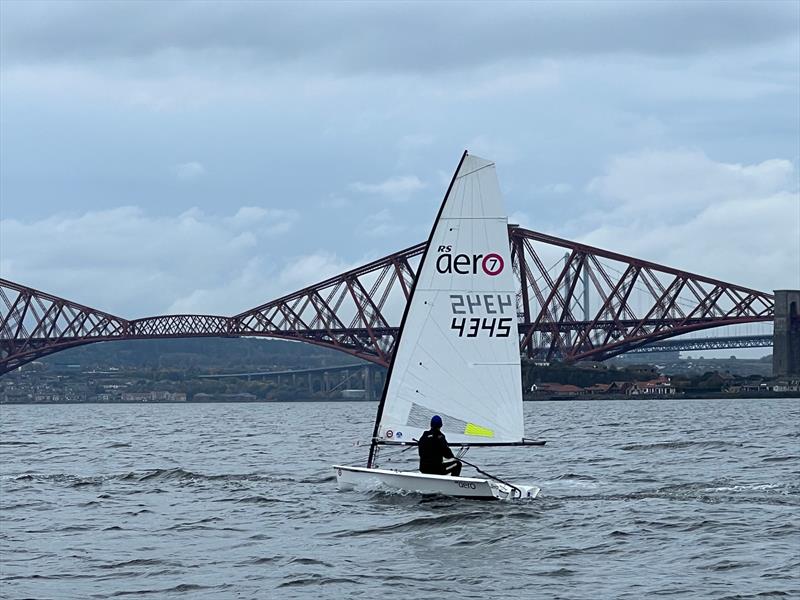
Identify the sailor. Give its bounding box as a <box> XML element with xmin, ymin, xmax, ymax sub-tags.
<box><xmin>418</xmin><ymin>415</ymin><xmax>462</xmax><ymax>476</ymax></box>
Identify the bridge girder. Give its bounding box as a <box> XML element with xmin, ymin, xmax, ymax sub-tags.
<box><xmin>625</xmin><ymin>335</ymin><xmax>773</xmax><ymax>354</ymax></box>
<box><xmin>0</xmin><ymin>227</ymin><xmax>774</xmax><ymax>374</ymax></box>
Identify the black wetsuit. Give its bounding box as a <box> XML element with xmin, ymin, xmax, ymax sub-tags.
<box><xmin>418</xmin><ymin>428</ymin><xmax>462</xmax><ymax>476</ymax></box>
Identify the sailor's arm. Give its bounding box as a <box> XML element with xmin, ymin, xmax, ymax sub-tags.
<box><xmin>439</xmin><ymin>435</ymin><xmax>455</xmax><ymax>459</ymax></box>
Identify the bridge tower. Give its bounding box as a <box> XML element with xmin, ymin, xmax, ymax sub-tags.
<box><xmin>773</xmin><ymin>290</ymin><xmax>800</xmax><ymax>378</ymax></box>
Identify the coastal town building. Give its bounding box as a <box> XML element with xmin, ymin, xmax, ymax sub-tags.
<box><xmin>530</xmin><ymin>376</ymin><xmax>675</xmax><ymax>398</ymax></box>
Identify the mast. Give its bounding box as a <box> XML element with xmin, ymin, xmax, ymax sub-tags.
<box><xmin>366</xmin><ymin>150</ymin><xmax>469</xmax><ymax>468</ymax></box>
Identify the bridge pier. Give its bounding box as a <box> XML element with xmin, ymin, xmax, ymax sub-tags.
<box><xmin>364</xmin><ymin>366</ymin><xmax>373</xmax><ymax>401</ymax></box>
<box><xmin>773</xmin><ymin>290</ymin><xmax>800</xmax><ymax>378</ymax></box>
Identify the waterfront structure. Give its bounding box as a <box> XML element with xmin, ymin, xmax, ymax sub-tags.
<box><xmin>773</xmin><ymin>290</ymin><xmax>800</xmax><ymax>377</ymax></box>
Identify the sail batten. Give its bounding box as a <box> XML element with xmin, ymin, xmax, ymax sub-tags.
<box><xmin>370</xmin><ymin>153</ymin><xmax>525</xmax><ymax>449</ymax></box>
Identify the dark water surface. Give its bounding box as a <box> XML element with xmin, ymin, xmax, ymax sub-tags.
<box><xmin>1</xmin><ymin>399</ymin><xmax>798</xmax><ymax>599</ymax></box>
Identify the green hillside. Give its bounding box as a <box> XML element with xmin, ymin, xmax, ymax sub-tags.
<box><xmin>41</xmin><ymin>337</ymin><xmax>360</xmax><ymax>372</ymax></box>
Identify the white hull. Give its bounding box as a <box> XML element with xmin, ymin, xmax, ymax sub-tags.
<box><xmin>333</xmin><ymin>465</ymin><xmax>539</xmax><ymax>500</ymax></box>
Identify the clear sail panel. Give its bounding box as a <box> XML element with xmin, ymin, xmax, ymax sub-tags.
<box><xmin>376</xmin><ymin>155</ymin><xmax>524</xmax><ymax>445</ymax></box>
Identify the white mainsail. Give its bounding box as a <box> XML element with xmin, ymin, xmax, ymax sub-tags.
<box><xmin>373</xmin><ymin>153</ymin><xmax>524</xmax><ymax>447</ymax></box>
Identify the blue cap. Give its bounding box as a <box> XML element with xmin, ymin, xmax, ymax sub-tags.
<box><xmin>431</xmin><ymin>415</ymin><xmax>442</xmax><ymax>428</ymax></box>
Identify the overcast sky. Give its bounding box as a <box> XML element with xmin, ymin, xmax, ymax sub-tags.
<box><xmin>1</xmin><ymin>0</ymin><xmax>798</xmax><ymax>321</ymax></box>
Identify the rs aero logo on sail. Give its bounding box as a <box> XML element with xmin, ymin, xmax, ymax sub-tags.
<box><xmin>435</xmin><ymin>246</ymin><xmax>504</xmax><ymax>276</ymax></box>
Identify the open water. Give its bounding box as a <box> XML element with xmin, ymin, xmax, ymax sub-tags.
<box><xmin>1</xmin><ymin>398</ymin><xmax>798</xmax><ymax>599</ymax></box>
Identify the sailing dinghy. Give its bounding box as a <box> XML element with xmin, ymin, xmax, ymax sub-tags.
<box><xmin>334</xmin><ymin>152</ymin><xmax>544</xmax><ymax>500</ymax></box>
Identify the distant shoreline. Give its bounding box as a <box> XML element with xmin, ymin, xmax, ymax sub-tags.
<box><xmin>0</xmin><ymin>398</ymin><xmax>376</xmax><ymax>405</ymax></box>
<box><xmin>524</xmin><ymin>392</ymin><xmax>799</xmax><ymax>401</ymax></box>
<box><xmin>2</xmin><ymin>394</ymin><xmax>798</xmax><ymax>406</ymax></box>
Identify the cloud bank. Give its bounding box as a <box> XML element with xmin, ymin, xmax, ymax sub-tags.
<box><xmin>2</xmin><ymin>149</ymin><xmax>794</xmax><ymax>322</ymax></box>
<box><xmin>0</xmin><ymin>1</ymin><xmax>796</xmax><ymax>339</ymax></box>
<box><xmin>575</xmin><ymin>150</ymin><xmax>799</xmax><ymax>292</ymax></box>
<box><xmin>0</xmin><ymin>206</ymin><xmax>306</xmax><ymax>316</ymax></box>
<box><xmin>2</xmin><ymin>1</ymin><xmax>797</xmax><ymax>73</ymax></box>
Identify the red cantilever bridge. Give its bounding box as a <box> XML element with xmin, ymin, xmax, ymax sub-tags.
<box><xmin>0</xmin><ymin>227</ymin><xmax>774</xmax><ymax>375</ymax></box>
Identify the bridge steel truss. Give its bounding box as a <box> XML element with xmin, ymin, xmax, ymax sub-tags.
<box><xmin>0</xmin><ymin>227</ymin><xmax>774</xmax><ymax>374</ymax></box>
<box><xmin>625</xmin><ymin>335</ymin><xmax>773</xmax><ymax>355</ymax></box>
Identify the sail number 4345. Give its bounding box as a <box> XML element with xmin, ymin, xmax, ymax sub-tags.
<box><xmin>451</xmin><ymin>317</ymin><xmax>513</xmax><ymax>337</ymax></box>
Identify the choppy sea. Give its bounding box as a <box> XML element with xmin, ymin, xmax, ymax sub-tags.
<box><xmin>1</xmin><ymin>398</ymin><xmax>798</xmax><ymax>599</ymax></box>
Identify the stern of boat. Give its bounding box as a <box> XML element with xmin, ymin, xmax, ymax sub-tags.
<box><xmin>489</xmin><ymin>482</ymin><xmax>540</xmax><ymax>500</ymax></box>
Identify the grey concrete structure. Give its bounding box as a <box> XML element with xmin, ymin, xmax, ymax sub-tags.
<box><xmin>198</xmin><ymin>363</ymin><xmax>386</xmax><ymax>399</ymax></box>
<box><xmin>773</xmin><ymin>290</ymin><xmax>800</xmax><ymax>378</ymax></box>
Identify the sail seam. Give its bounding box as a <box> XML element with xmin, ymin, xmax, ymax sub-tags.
<box><xmin>456</xmin><ymin>163</ymin><xmax>495</xmax><ymax>179</ymax></box>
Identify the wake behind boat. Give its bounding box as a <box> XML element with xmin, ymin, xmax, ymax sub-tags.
<box><xmin>334</xmin><ymin>151</ymin><xmax>545</xmax><ymax>501</ymax></box>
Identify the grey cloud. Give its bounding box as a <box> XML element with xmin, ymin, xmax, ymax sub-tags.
<box><xmin>349</xmin><ymin>175</ymin><xmax>426</xmax><ymax>197</ymax></box>
<box><xmin>0</xmin><ymin>205</ymin><xmax>301</xmax><ymax>316</ymax></box>
<box><xmin>2</xmin><ymin>1</ymin><xmax>797</xmax><ymax>74</ymax></box>
<box><xmin>173</xmin><ymin>161</ymin><xmax>205</xmax><ymax>180</ymax></box>
<box><xmin>570</xmin><ymin>149</ymin><xmax>800</xmax><ymax>291</ymax></box>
